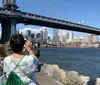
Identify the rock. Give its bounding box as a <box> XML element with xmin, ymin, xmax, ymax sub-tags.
<box><xmin>41</xmin><ymin>64</ymin><xmax>90</xmax><ymax>85</ymax></box>
<box><xmin>41</xmin><ymin>64</ymin><xmax>59</xmax><ymax>77</ymax></box>
<box><xmin>63</xmin><ymin>71</ymin><xmax>83</xmax><ymax>85</ymax></box>
<box><xmin>80</xmin><ymin>76</ymin><xmax>90</xmax><ymax>85</ymax></box>
<box><xmin>52</xmin><ymin>69</ymin><xmax>66</xmax><ymax>82</ymax></box>
<box><xmin>96</xmin><ymin>78</ymin><xmax>100</xmax><ymax>85</ymax></box>
<box><xmin>67</xmin><ymin>71</ymin><xmax>79</xmax><ymax>77</ymax></box>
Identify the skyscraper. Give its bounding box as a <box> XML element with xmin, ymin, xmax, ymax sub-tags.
<box><xmin>53</xmin><ymin>28</ymin><xmax>59</xmax><ymax>43</ymax></box>
<box><xmin>89</xmin><ymin>34</ymin><xmax>97</xmax><ymax>43</ymax></box>
<box><xmin>40</xmin><ymin>29</ymin><xmax>43</xmax><ymax>40</ymax></box>
<box><xmin>26</xmin><ymin>30</ymin><xmax>31</xmax><ymax>37</ymax></box>
<box><xmin>69</xmin><ymin>31</ymin><xmax>73</xmax><ymax>42</ymax></box>
<box><xmin>43</xmin><ymin>28</ymin><xmax>48</xmax><ymax>40</ymax></box>
<box><xmin>66</xmin><ymin>32</ymin><xmax>69</xmax><ymax>40</ymax></box>
<box><xmin>59</xmin><ymin>30</ymin><xmax>63</xmax><ymax>42</ymax></box>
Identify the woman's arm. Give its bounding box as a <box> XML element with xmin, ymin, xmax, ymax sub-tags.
<box><xmin>24</xmin><ymin>40</ymin><xmax>38</xmax><ymax>60</ymax></box>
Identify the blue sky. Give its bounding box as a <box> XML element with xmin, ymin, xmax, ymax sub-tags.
<box><xmin>16</xmin><ymin>0</ymin><xmax>100</xmax><ymax>27</ymax></box>
<box><xmin>0</xmin><ymin>0</ymin><xmax>100</xmax><ymax>38</ymax></box>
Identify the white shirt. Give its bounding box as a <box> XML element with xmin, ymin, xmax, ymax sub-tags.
<box><xmin>4</xmin><ymin>55</ymin><xmax>38</xmax><ymax>85</ymax></box>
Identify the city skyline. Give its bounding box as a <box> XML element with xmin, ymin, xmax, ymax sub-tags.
<box><xmin>0</xmin><ymin>26</ymin><xmax>99</xmax><ymax>40</ymax></box>
<box><xmin>16</xmin><ymin>27</ymin><xmax>99</xmax><ymax>41</ymax></box>
<box><xmin>17</xmin><ymin>27</ymin><xmax>87</xmax><ymax>40</ymax></box>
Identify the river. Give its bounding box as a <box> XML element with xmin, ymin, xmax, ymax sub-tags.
<box><xmin>39</xmin><ymin>47</ymin><xmax>100</xmax><ymax>79</ymax></box>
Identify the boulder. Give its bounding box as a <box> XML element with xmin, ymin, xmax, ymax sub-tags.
<box><xmin>63</xmin><ymin>71</ymin><xmax>83</xmax><ymax>85</ymax></box>
<box><xmin>52</xmin><ymin>69</ymin><xmax>66</xmax><ymax>82</ymax></box>
<box><xmin>41</xmin><ymin>64</ymin><xmax>59</xmax><ymax>77</ymax></box>
<box><xmin>80</xmin><ymin>76</ymin><xmax>90</xmax><ymax>85</ymax></box>
<box><xmin>96</xmin><ymin>78</ymin><xmax>100</xmax><ymax>85</ymax></box>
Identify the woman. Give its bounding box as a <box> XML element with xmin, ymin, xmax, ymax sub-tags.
<box><xmin>0</xmin><ymin>44</ymin><xmax>7</xmax><ymax>76</ymax></box>
<box><xmin>4</xmin><ymin>34</ymin><xmax>38</xmax><ymax>85</ymax></box>
<box><xmin>32</xmin><ymin>45</ymin><xmax>40</xmax><ymax>59</ymax></box>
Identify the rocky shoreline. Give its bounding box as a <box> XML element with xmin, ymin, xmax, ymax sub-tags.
<box><xmin>40</xmin><ymin>63</ymin><xmax>100</xmax><ymax>85</ymax></box>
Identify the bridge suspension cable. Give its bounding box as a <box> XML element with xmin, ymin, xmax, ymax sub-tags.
<box><xmin>26</xmin><ymin>0</ymin><xmax>84</xmax><ymax>25</ymax></box>
<box><xmin>16</xmin><ymin>0</ymin><xmax>25</xmax><ymax>12</ymax></box>
<box><xmin>16</xmin><ymin>0</ymin><xmax>90</xmax><ymax>26</ymax></box>
<box><xmin>48</xmin><ymin>0</ymin><xmax>91</xmax><ymax>26</ymax></box>
<box><xmin>29</xmin><ymin>0</ymin><xmax>66</xmax><ymax>20</ymax></box>
<box><xmin>16</xmin><ymin>0</ymin><xmax>21</xmax><ymax>10</ymax></box>
<box><xmin>46</xmin><ymin>0</ymin><xmax>83</xmax><ymax>23</ymax></box>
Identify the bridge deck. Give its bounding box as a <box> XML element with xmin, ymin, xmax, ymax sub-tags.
<box><xmin>0</xmin><ymin>8</ymin><xmax>100</xmax><ymax>35</ymax></box>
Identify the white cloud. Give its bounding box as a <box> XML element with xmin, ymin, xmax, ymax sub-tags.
<box><xmin>18</xmin><ymin>27</ymin><xmax>53</xmax><ymax>39</ymax></box>
<box><xmin>39</xmin><ymin>27</ymin><xmax>49</xmax><ymax>32</ymax></box>
<box><xmin>24</xmin><ymin>28</ymin><xmax>32</xmax><ymax>30</ymax></box>
<box><xmin>63</xmin><ymin>30</ymin><xmax>67</xmax><ymax>35</ymax></box>
<box><xmin>48</xmin><ymin>33</ymin><xmax>53</xmax><ymax>39</ymax></box>
<box><xmin>58</xmin><ymin>29</ymin><xmax>67</xmax><ymax>36</ymax></box>
<box><xmin>31</xmin><ymin>29</ymin><xmax>40</xmax><ymax>34</ymax></box>
<box><xmin>39</xmin><ymin>27</ymin><xmax>48</xmax><ymax>30</ymax></box>
<box><xmin>19</xmin><ymin>28</ymin><xmax>40</xmax><ymax>35</ymax></box>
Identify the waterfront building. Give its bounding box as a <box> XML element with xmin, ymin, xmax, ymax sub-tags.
<box><xmin>83</xmin><ymin>34</ymin><xmax>97</xmax><ymax>43</ymax></box>
<box><xmin>40</xmin><ymin>29</ymin><xmax>43</xmax><ymax>40</ymax></box>
<box><xmin>62</xmin><ymin>30</ymin><xmax>67</xmax><ymax>42</ymax></box>
<box><xmin>31</xmin><ymin>33</ymin><xmax>35</xmax><ymax>39</ymax></box>
<box><xmin>18</xmin><ymin>28</ymin><xmax>32</xmax><ymax>40</ymax></box>
<box><xmin>48</xmin><ymin>36</ymin><xmax>50</xmax><ymax>40</ymax></box>
<box><xmin>36</xmin><ymin>33</ymin><xmax>41</xmax><ymax>39</ymax></box>
<box><xmin>25</xmin><ymin>28</ymin><xmax>32</xmax><ymax>40</ymax></box>
<box><xmin>26</xmin><ymin>30</ymin><xmax>31</xmax><ymax>37</ymax></box>
<box><xmin>91</xmin><ymin>35</ymin><xmax>97</xmax><ymax>43</ymax></box>
<box><xmin>43</xmin><ymin>28</ymin><xmax>48</xmax><ymax>40</ymax></box>
<box><xmin>53</xmin><ymin>28</ymin><xmax>59</xmax><ymax>43</ymax></box>
<box><xmin>59</xmin><ymin>30</ymin><xmax>63</xmax><ymax>42</ymax></box>
<box><xmin>69</xmin><ymin>31</ymin><xmax>74</xmax><ymax>42</ymax></box>
<box><xmin>35</xmin><ymin>33</ymin><xmax>42</xmax><ymax>46</ymax></box>
<box><xmin>66</xmin><ymin>32</ymin><xmax>69</xmax><ymax>40</ymax></box>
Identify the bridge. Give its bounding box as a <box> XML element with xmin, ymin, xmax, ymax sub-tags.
<box><xmin>0</xmin><ymin>0</ymin><xmax>100</xmax><ymax>43</ymax></box>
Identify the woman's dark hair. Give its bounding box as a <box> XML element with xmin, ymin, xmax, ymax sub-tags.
<box><xmin>32</xmin><ymin>45</ymin><xmax>37</xmax><ymax>50</ymax></box>
<box><xmin>0</xmin><ymin>44</ymin><xmax>7</xmax><ymax>58</ymax></box>
<box><xmin>10</xmin><ymin>34</ymin><xmax>24</xmax><ymax>53</ymax></box>
<box><xmin>35</xmin><ymin>49</ymin><xmax>40</xmax><ymax>58</ymax></box>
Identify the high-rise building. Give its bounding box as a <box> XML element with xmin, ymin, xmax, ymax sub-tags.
<box><xmin>40</xmin><ymin>30</ymin><xmax>43</xmax><ymax>40</ymax></box>
<box><xmin>89</xmin><ymin>34</ymin><xmax>97</xmax><ymax>43</ymax></box>
<box><xmin>43</xmin><ymin>28</ymin><xmax>48</xmax><ymax>40</ymax></box>
<box><xmin>53</xmin><ymin>28</ymin><xmax>59</xmax><ymax>43</ymax></box>
<box><xmin>63</xmin><ymin>34</ymin><xmax>67</xmax><ymax>42</ymax></box>
<box><xmin>36</xmin><ymin>33</ymin><xmax>41</xmax><ymax>38</ymax></box>
<box><xmin>66</xmin><ymin>32</ymin><xmax>69</xmax><ymax>40</ymax></box>
<box><xmin>59</xmin><ymin>30</ymin><xmax>63</xmax><ymax>42</ymax></box>
<box><xmin>83</xmin><ymin>34</ymin><xmax>97</xmax><ymax>43</ymax></box>
<box><xmin>31</xmin><ymin>33</ymin><xmax>35</xmax><ymax>38</ymax></box>
<box><xmin>26</xmin><ymin>30</ymin><xmax>31</xmax><ymax>37</ymax></box>
<box><xmin>25</xmin><ymin>30</ymin><xmax>31</xmax><ymax>40</ymax></box>
<box><xmin>69</xmin><ymin>31</ymin><xmax>73</xmax><ymax>42</ymax></box>
<box><xmin>62</xmin><ymin>30</ymin><xmax>67</xmax><ymax>42</ymax></box>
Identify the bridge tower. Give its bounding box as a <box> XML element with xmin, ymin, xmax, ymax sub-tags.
<box><xmin>0</xmin><ymin>0</ymin><xmax>18</xmax><ymax>43</ymax></box>
<box><xmin>2</xmin><ymin>0</ymin><xmax>18</xmax><ymax>10</ymax></box>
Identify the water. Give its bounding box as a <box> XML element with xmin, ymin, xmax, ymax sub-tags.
<box><xmin>39</xmin><ymin>47</ymin><xmax>100</xmax><ymax>79</ymax></box>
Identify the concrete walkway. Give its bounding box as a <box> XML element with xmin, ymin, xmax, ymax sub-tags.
<box><xmin>36</xmin><ymin>72</ymin><xmax>63</xmax><ymax>85</ymax></box>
